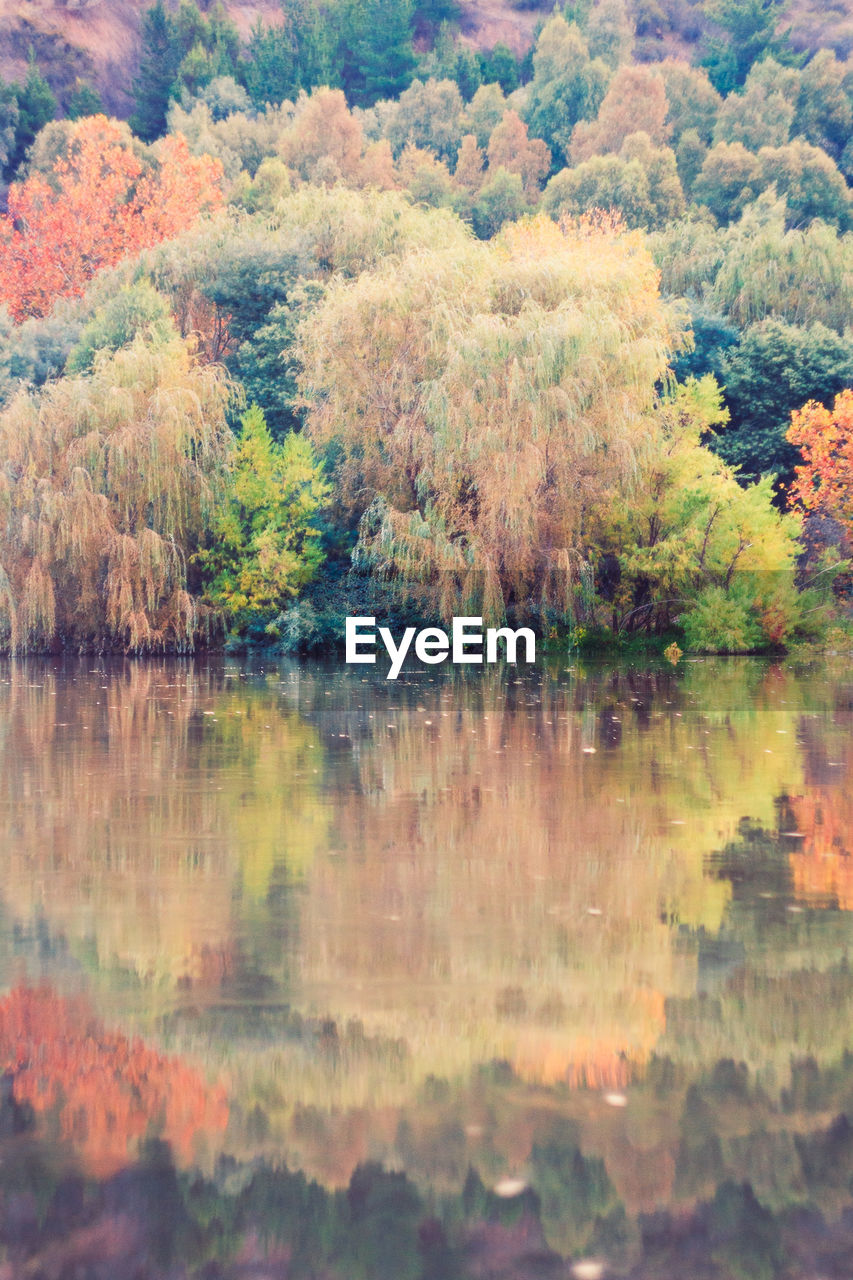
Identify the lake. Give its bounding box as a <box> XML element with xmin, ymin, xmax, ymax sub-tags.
<box><xmin>0</xmin><ymin>653</ymin><xmax>852</xmax><ymax>1278</ymax></box>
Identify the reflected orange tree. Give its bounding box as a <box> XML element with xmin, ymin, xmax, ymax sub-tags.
<box><xmin>0</xmin><ymin>983</ymin><xmax>227</xmax><ymax>1175</ymax></box>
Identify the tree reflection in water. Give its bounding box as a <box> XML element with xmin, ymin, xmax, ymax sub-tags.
<box><xmin>0</xmin><ymin>657</ymin><xmax>853</xmax><ymax>1274</ymax></box>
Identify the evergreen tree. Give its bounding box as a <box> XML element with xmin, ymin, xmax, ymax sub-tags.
<box><xmin>8</xmin><ymin>56</ymin><xmax>56</xmax><ymax>175</ymax></box>
<box><xmin>0</xmin><ymin>79</ymin><xmax>19</xmax><ymax>180</ymax></box>
<box><xmin>130</xmin><ymin>1</ymin><xmax>182</xmax><ymax>142</ymax></box>
<box><xmin>702</xmin><ymin>0</ymin><xmax>800</xmax><ymax>94</ymax></box>
<box><xmin>67</xmin><ymin>81</ymin><xmax>103</xmax><ymax>121</ymax></box>
<box><xmin>479</xmin><ymin>44</ymin><xmax>520</xmax><ymax>94</ymax></box>
<box><xmin>244</xmin><ymin>20</ymin><xmax>299</xmax><ymax>105</ymax></box>
<box><xmin>339</xmin><ymin>0</ymin><xmax>417</xmax><ymax>107</ymax></box>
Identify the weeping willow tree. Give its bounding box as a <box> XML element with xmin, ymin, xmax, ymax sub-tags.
<box><xmin>0</xmin><ymin>332</ymin><xmax>233</xmax><ymax>652</ymax></box>
<box><xmin>297</xmin><ymin>214</ymin><xmax>683</xmax><ymax>623</ymax></box>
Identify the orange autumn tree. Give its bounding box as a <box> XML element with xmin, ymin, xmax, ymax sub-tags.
<box><xmin>0</xmin><ymin>116</ymin><xmax>224</xmax><ymax>322</ymax></box>
<box><xmin>787</xmin><ymin>389</ymin><xmax>853</xmax><ymax>529</ymax></box>
<box><xmin>0</xmin><ymin>984</ymin><xmax>228</xmax><ymax>1174</ymax></box>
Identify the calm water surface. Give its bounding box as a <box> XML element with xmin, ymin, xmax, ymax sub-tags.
<box><xmin>0</xmin><ymin>654</ymin><xmax>852</xmax><ymax>1278</ymax></box>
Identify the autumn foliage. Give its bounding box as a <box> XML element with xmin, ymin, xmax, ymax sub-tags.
<box><xmin>0</xmin><ymin>116</ymin><xmax>224</xmax><ymax>322</ymax></box>
<box><xmin>0</xmin><ymin>984</ymin><xmax>228</xmax><ymax>1175</ymax></box>
<box><xmin>787</xmin><ymin>389</ymin><xmax>853</xmax><ymax>529</ymax></box>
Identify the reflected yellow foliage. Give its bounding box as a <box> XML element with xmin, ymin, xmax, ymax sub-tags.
<box><xmin>0</xmin><ymin>659</ymin><xmax>328</xmax><ymax>986</ymax></box>
<box><xmin>1</xmin><ymin>655</ymin><xmax>848</xmax><ymax>1156</ymax></box>
<box><xmin>223</xmin><ymin>659</ymin><xmax>808</xmax><ymax>1112</ymax></box>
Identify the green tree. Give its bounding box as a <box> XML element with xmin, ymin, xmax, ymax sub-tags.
<box><xmin>66</xmin><ymin>81</ymin><xmax>103</xmax><ymax>121</ymax></box>
<box><xmin>471</xmin><ymin>165</ymin><xmax>526</xmax><ymax>236</ymax></box>
<box><xmin>0</xmin><ymin>79</ymin><xmax>19</xmax><ymax>179</ymax></box>
<box><xmin>676</xmin><ymin>128</ymin><xmax>709</xmax><ymax>197</ymax></box>
<box><xmin>383</xmin><ymin>77</ymin><xmax>464</xmax><ymax>161</ymax></box>
<box><xmin>66</xmin><ymin>281</ymin><xmax>173</xmax><ymax>374</ymax></box>
<box><xmin>692</xmin><ymin>141</ymin><xmax>760</xmax><ymax>223</ymax></box>
<box><xmin>756</xmin><ymin>140</ymin><xmax>852</xmax><ymax>231</ymax></box>
<box><xmin>544</xmin><ymin>135</ymin><xmax>683</xmax><ymax>230</ymax></box>
<box><xmin>658</xmin><ymin>59</ymin><xmax>721</xmax><ymax>146</ymax></box>
<box><xmin>701</xmin><ymin>0</ymin><xmax>799</xmax><ymax>95</ymax></box>
<box><xmin>339</xmin><ymin>0</ymin><xmax>418</xmax><ymax>107</ymax></box>
<box><xmin>478</xmin><ymin>43</ymin><xmax>520</xmax><ymax>94</ymax></box>
<box><xmin>585</xmin><ymin>0</ymin><xmax>634</xmax><ymax>69</ymax></box>
<box><xmin>172</xmin><ymin>1</ymin><xmax>241</xmax><ymax>97</ymax></box>
<box><xmin>8</xmin><ymin>56</ymin><xmax>56</xmax><ymax>175</ymax></box>
<box><xmin>705</xmin><ymin>199</ymin><xmax>853</xmax><ymax>331</ymax></box>
<box><xmin>244</xmin><ymin>19</ymin><xmax>299</xmax><ymax>105</ymax></box>
<box><xmin>243</xmin><ymin>2</ymin><xmax>334</xmax><ymax>105</ymax></box>
<box><xmin>130</xmin><ymin>1</ymin><xmax>182</xmax><ymax>142</ymax></box>
<box><xmin>196</xmin><ymin>405</ymin><xmax>329</xmax><ymax>634</ymax></box>
<box><xmin>714</xmin><ymin>317</ymin><xmax>853</xmax><ymax>483</ymax></box>
<box><xmin>418</xmin><ymin>22</ymin><xmax>482</xmax><ymax>101</ymax></box>
<box><xmin>593</xmin><ymin>378</ymin><xmax>803</xmax><ymax>646</ymax></box>
<box><xmin>794</xmin><ymin>49</ymin><xmax>852</xmax><ymax>162</ymax></box>
<box><xmin>463</xmin><ymin>82</ymin><xmax>507</xmax><ymax>149</ymax></box>
<box><xmin>712</xmin><ymin>58</ymin><xmax>799</xmax><ymax>150</ymax></box>
<box><xmin>523</xmin><ymin>16</ymin><xmax>609</xmax><ymax>169</ymax></box>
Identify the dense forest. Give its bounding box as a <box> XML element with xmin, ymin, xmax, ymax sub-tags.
<box><xmin>1</xmin><ymin>0</ymin><xmax>852</xmax><ymax>654</ymax></box>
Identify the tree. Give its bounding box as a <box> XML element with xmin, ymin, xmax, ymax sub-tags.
<box><xmin>397</xmin><ymin>143</ymin><xmax>457</xmax><ymax>208</ymax></box>
<box><xmin>244</xmin><ymin>18</ymin><xmax>299</xmax><ymax>105</ymax></box>
<box><xmin>454</xmin><ymin>133</ymin><xmax>485</xmax><ymax>191</ymax></box>
<box><xmin>712</xmin><ymin>58</ymin><xmax>799</xmax><ymax>150</ymax></box>
<box><xmin>0</xmin><ymin>985</ymin><xmax>228</xmax><ymax>1174</ymax></box>
<box><xmin>544</xmin><ymin>153</ymin><xmax>643</xmax><ymax>227</ymax></box>
<box><xmin>297</xmin><ymin>214</ymin><xmax>680</xmax><ymax>623</ymax></box>
<box><xmin>7</xmin><ymin>56</ymin><xmax>56</xmax><ymax>176</ymax></box>
<box><xmin>66</xmin><ymin>80</ymin><xmax>103</xmax><ymax>121</ymax></box>
<box><xmin>702</xmin><ymin>0</ymin><xmax>799</xmax><ymax>94</ymax></box>
<box><xmin>0</xmin><ymin>117</ymin><xmax>223</xmax><ymax>321</ymax></box>
<box><xmin>463</xmin><ymin>82</ymin><xmax>507</xmax><ymax>149</ymax></box>
<box><xmin>593</xmin><ymin>377</ymin><xmax>802</xmax><ymax>647</ymax></box>
<box><xmin>471</xmin><ymin>165</ymin><xmax>526</xmax><ymax>236</ymax></box>
<box><xmin>621</xmin><ymin>132</ymin><xmax>685</xmax><ymax>222</ymax></box>
<box><xmin>714</xmin><ymin>317</ymin><xmax>853</xmax><ymax>482</ymax></box>
<box><xmin>794</xmin><ymin>50</ymin><xmax>852</xmax><ymax>162</ymax></box>
<box><xmin>692</xmin><ymin>141</ymin><xmax>760</xmax><ymax>223</ymax></box>
<box><xmin>569</xmin><ymin>64</ymin><xmax>669</xmax><ymax>161</ymax></box>
<box><xmin>172</xmin><ymin>0</ymin><xmax>242</xmax><ymax>97</ymax></box>
<box><xmin>66</xmin><ymin>280</ymin><xmax>174</xmax><ymax>374</ymax></box>
<box><xmin>382</xmin><ymin>76</ymin><xmax>464</xmax><ymax>162</ymax></box>
<box><xmin>279</xmin><ymin>87</ymin><xmax>365</xmax><ymax>182</ymax></box>
<box><xmin>196</xmin><ymin>405</ymin><xmax>328</xmax><ymax>634</ymax></box>
<box><xmin>130</xmin><ymin>0</ymin><xmax>183</xmax><ymax>142</ymax></box>
<box><xmin>418</xmin><ymin>22</ymin><xmax>483</xmax><ymax>101</ymax></box>
<box><xmin>523</xmin><ymin>16</ymin><xmax>610</xmax><ymax>169</ymax></box>
<box><xmin>787</xmin><ymin>390</ymin><xmax>853</xmax><ymax>533</ymax></box>
<box><xmin>0</xmin><ymin>79</ymin><xmax>20</xmax><ymax>179</ymax></box>
<box><xmin>243</xmin><ymin>1</ymin><xmax>336</xmax><ymax>105</ymax></box>
<box><xmin>658</xmin><ymin>59</ymin><xmax>721</xmax><ymax>147</ymax></box>
<box><xmin>755</xmin><ymin>140</ymin><xmax>852</xmax><ymax>231</ymax></box>
<box><xmin>486</xmin><ymin>109</ymin><xmax>551</xmax><ymax>199</ymax></box>
<box><xmin>544</xmin><ymin>135</ymin><xmax>683</xmax><ymax>230</ymax></box>
<box><xmin>339</xmin><ymin>0</ymin><xmax>418</xmax><ymax>107</ymax></box>
<box><xmin>478</xmin><ymin>43</ymin><xmax>520</xmax><ymax>94</ymax></box>
<box><xmin>585</xmin><ymin>0</ymin><xmax>634</xmax><ymax>69</ymax></box>
<box><xmin>676</xmin><ymin>128</ymin><xmax>709</xmax><ymax>197</ymax></box>
<box><xmin>0</xmin><ymin>332</ymin><xmax>233</xmax><ymax>653</ymax></box>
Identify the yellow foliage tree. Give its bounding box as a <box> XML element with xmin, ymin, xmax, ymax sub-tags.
<box><xmin>0</xmin><ymin>332</ymin><xmax>232</xmax><ymax>652</ymax></box>
<box><xmin>298</xmin><ymin>213</ymin><xmax>682</xmax><ymax>623</ymax></box>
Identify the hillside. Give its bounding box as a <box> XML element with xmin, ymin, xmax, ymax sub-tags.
<box><xmin>2</xmin><ymin>0</ymin><xmax>853</xmax><ymax>117</ymax></box>
<box><xmin>0</xmin><ymin>0</ymin><xmax>285</xmax><ymax>114</ymax></box>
